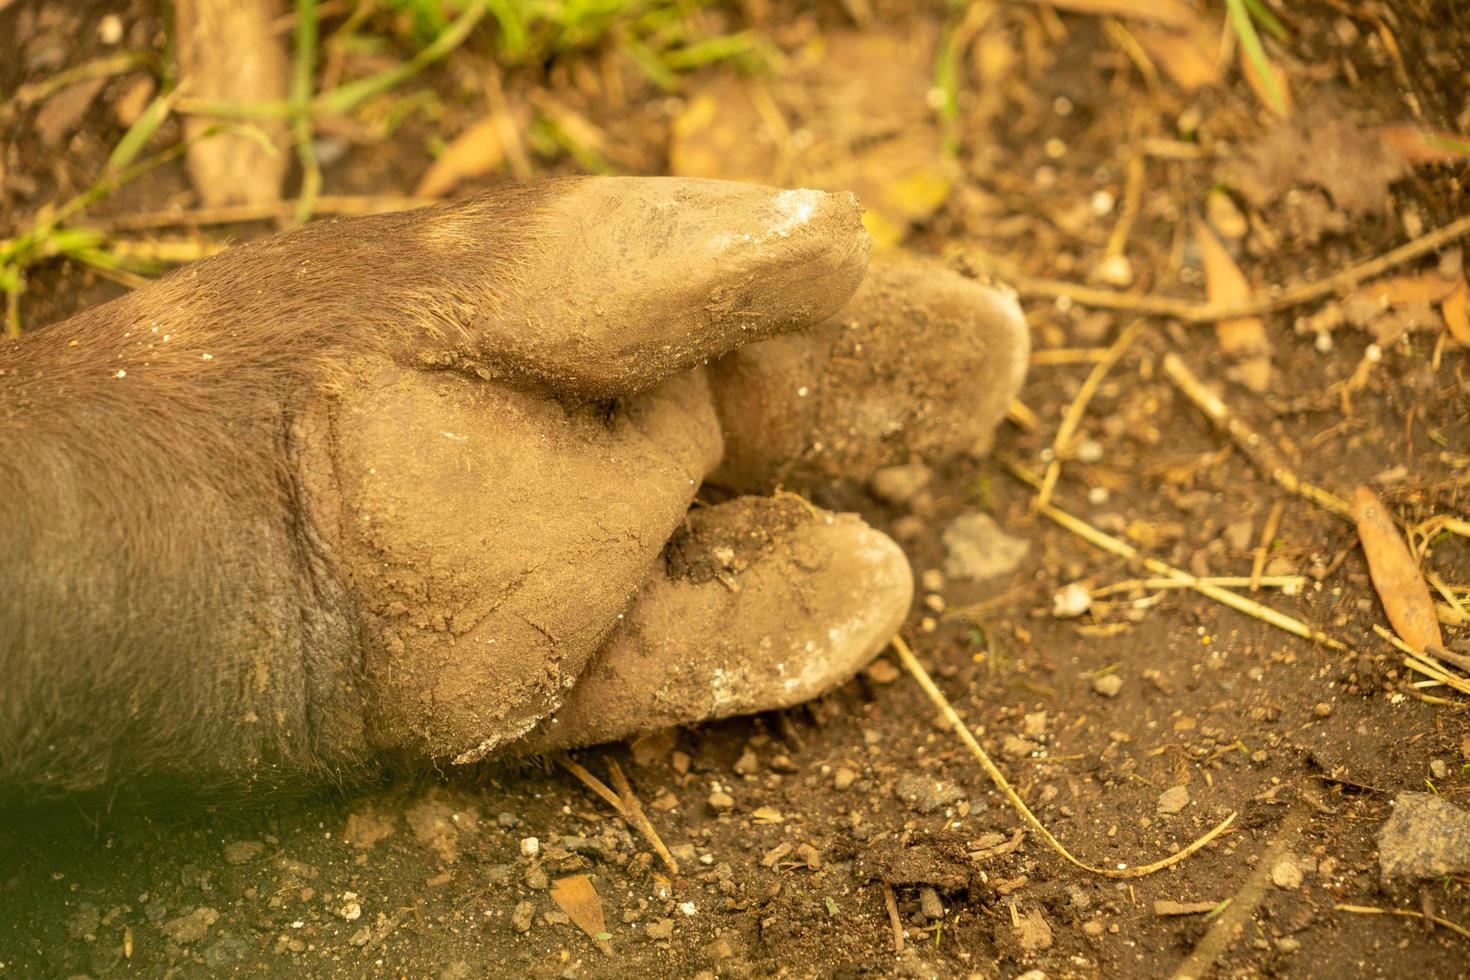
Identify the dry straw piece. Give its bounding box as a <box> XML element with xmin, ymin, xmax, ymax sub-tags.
<box><xmin>891</xmin><ymin>635</ymin><xmax>1236</xmax><ymax>879</ymax></box>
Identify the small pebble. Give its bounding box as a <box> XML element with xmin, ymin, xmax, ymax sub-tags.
<box><xmin>920</xmin><ymin>569</ymin><xmax>945</xmax><ymax>592</ymax></box>
<box><xmin>1092</xmin><ymin>674</ymin><xmax>1123</xmax><ymax>698</ymax></box>
<box><xmin>1271</xmin><ymin>856</ymin><xmax>1303</xmax><ymax>890</ymax></box>
<box><xmin>833</xmin><ymin>767</ymin><xmax>857</xmax><ymax>791</ymax></box>
<box><xmin>865</xmin><ymin>659</ymin><xmax>900</xmax><ymax>684</ymax></box>
<box><xmin>1075</xmin><ymin>438</ymin><xmax>1104</xmax><ymax>463</ymax></box>
<box><xmin>645</xmin><ymin>918</ymin><xmax>674</xmax><ymax>941</ymax></box>
<box><xmin>1157</xmin><ymin>785</ymin><xmax>1189</xmax><ymax>815</ymax></box>
<box><xmin>1053</xmin><ymin>583</ymin><xmax>1091</xmax><ymax>618</ymax></box>
<box><xmin>708</xmin><ymin>790</ymin><xmax>735</xmax><ymax>812</ymax></box>
<box><xmin>1431</xmin><ymin>759</ymin><xmax>1448</xmax><ymax>780</ymax></box>
<box><xmin>97</xmin><ymin>14</ymin><xmax>124</xmax><ymax>45</ymax></box>
<box><xmin>1092</xmin><ymin>253</ymin><xmax>1133</xmax><ymax>288</ymax></box>
<box><xmin>1313</xmin><ymin>702</ymin><xmax>1333</xmax><ymax>718</ymax></box>
<box><xmin>519</xmin><ymin>837</ymin><xmax>540</xmax><ymax>858</ymax></box>
<box><xmin>918</xmin><ymin>887</ymin><xmax>944</xmax><ymax>921</ymax></box>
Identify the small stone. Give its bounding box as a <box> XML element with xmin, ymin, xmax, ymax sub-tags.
<box><xmin>920</xmin><ymin>569</ymin><xmax>946</xmax><ymax>592</ymax></box>
<box><xmin>1223</xmin><ymin>519</ymin><xmax>1255</xmax><ymax>552</ymax></box>
<box><xmin>1377</xmin><ymin>792</ymin><xmax>1470</xmax><ymax>883</ymax></box>
<box><xmin>733</xmin><ymin>749</ymin><xmax>758</xmax><ymax>776</ymax></box>
<box><xmin>1052</xmin><ymin>583</ymin><xmax>1091</xmax><ymax>618</ymax></box>
<box><xmin>223</xmin><ymin>840</ymin><xmax>264</xmax><ymax>865</ymax></box>
<box><xmin>496</xmin><ymin>811</ymin><xmax>519</xmax><ymax>829</ymax></box>
<box><xmin>1092</xmin><ymin>674</ymin><xmax>1123</xmax><ymax>698</ymax></box>
<box><xmin>525</xmin><ymin>868</ymin><xmax>549</xmax><ymax>891</ymax></box>
<box><xmin>1074</xmin><ymin>438</ymin><xmax>1104</xmax><ymax>464</ymax></box>
<box><xmin>1023</xmin><ymin>711</ymin><xmax>1048</xmax><ymax>738</ymax></box>
<box><xmin>833</xmin><ymin>767</ymin><xmax>857</xmax><ymax>791</ymax></box>
<box><xmin>337</xmin><ymin>893</ymin><xmax>362</xmax><ymax>922</ymax></box>
<box><xmin>519</xmin><ymin>837</ymin><xmax>540</xmax><ymax>858</ymax></box>
<box><xmin>1313</xmin><ymin>702</ymin><xmax>1333</xmax><ymax>718</ymax></box>
<box><xmin>1157</xmin><ymin>785</ymin><xmax>1190</xmax><ymax>815</ymax></box>
<box><xmin>1276</xmin><ymin>936</ymin><xmax>1302</xmax><ymax>954</ymax></box>
<box><xmin>943</xmin><ymin>513</ymin><xmax>1029</xmax><ymax>582</ymax></box>
<box><xmin>1270</xmin><ymin>856</ymin><xmax>1303</xmax><ymax>890</ymax></box>
<box><xmin>511</xmin><ymin>901</ymin><xmax>535</xmax><ymax>933</ymax></box>
<box><xmin>705</xmin><ymin>937</ymin><xmax>735</xmax><ymax>960</ymax></box>
<box><xmin>162</xmin><ymin>906</ymin><xmax>219</xmax><ymax>945</ymax></box>
<box><xmin>1013</xmin><ymin>908</ymin><xmax>1054</xmax><ymax>951</ymax></box>
<box><xmin>894</xmin><ymin>773</ymin><xmax>965</xmax><ymax>814</ymax></box>
<box><xmin>865</xmin><ymin>659</ymin><xmax>901</xmax><ymax>684</ymax></box>
<box><xmin>1431</xmin><ymin>759</ymin><xmax>1448</xmax><ymax>780</ymax></box>
<box><xmin>645</xmin><ymin>918</ymin><xmax>674</xmax><ymax>941</ymax></box>
<box><xmin>97</xmin><ymin>13</ymin><xmax>124</xmax><ymax>44</ymax></box>
<box><xmin>918</xmin><ymin>887</ymin><xmax>944</xmax><ymax>921</ymax></box>
<box><xmin>869</xmin><ymin>463</ymin><xmax>934</xmax><ymax>506</ymax></box>
<box><xmin>708</xmin><ymin>790</ymin><xmax>735</xmax><ymax>812</ymax></box>
<box><xmin>671</xmin><ymin>751</ymin><xmax>692</xmax><ymax>775</ymax></box>
<box><xmin>1002</xmin><ymin>735</ymin><xmax>1038</xmax><ymax>758</ymax></box>
<box><xmin>1082</xmin><ymin>919</ymin><xmax>1106</xmax><ymax>937</ymax></box>
<box><xmin>1092</xmin><ymin>253</ymin><xmax>1134</xmax><ymax>288</ymax></box>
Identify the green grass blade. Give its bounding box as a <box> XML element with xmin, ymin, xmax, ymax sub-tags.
<box><xmin>1242</xmin><ymin>0</ymin><xmax>1288</xmax><ymax>42</ymax></box>
<box><xmin>317</xmin><ymin>5</ymin><xmax>486</xmax><ymax>116</ymax></box>
<box><xmin>104</xmin><ymin>89</ymin><xmax>178</xmax><ymax>177</ymax></box>
<box><xmin>1225</xmin><ymin>0</ymin><xmax>1286</xmax><ymax>116</ymax></box>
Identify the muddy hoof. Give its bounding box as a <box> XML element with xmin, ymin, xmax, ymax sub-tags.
<box><xmin>707</xmin><ymin>260</ymin><xmax>1029</xmax><ymax>490</ymax></box>
<box><xmin>509</xmin><ymin>496</ymin><xmax>912</xmax><ymax>754</ymax></box>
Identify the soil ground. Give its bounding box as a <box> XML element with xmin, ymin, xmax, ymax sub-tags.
<box><xmin>3</xmin><ymin>1</ymin><xmax>1470</xmax><ymax>977</ymax></box>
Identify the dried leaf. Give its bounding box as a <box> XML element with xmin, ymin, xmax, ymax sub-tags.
<box><xmin>1352</xmin><ymin>486</ymin><xmax>1443</xmax><ymax>653</ymax></box>
<box><xmin>1375</xmin><ymin>124</ymin><xmax>1470</xmax><ymax>165</ymax></box>
<box><xmin>1195</xmin><ymin>216</ymin><xmax>1270</xmax><ymax>388</ymax></box>
<box><xmin>550</xmin><ymin>874</ymin><xmax>608</xmax><ymax>943</ymax></box>
<box><xmin>1442</xmin><ymin>281</ymin><xmax>1470</xmax><ymax>345</ymax></box>
<box><xmin>1133</xmin><ymin>24</ymin><xmax>1222</xmax><ymax>91</ymax></box>
<box><xmin>415</xmin><ymin>118</ymin><xmax>506</xmax><ymax>198</ymax></box>
<box><xmin>1025</xmin><ymin>0</ymin><xmax>1198</xmax><ymax>28</ymax></box>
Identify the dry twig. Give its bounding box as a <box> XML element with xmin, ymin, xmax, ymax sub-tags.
<box><xmin>882</xmin><ymin>882</ymin><xmax>905</xmax><ymax>953</ymax></box>
<box><xmin>606</xmin><ymin>760</ymin><xmax>681</xmax><ymax>876</ymax></box>
<box><xmin>1162</xmin><ymin>352</ymin><xmax>1351</xmax><ymax>516</ymax></box>
<box><xmin>967</xmin><ymin>211</ymin><xmax>1470</xmax><ymax>322</ymax></box>
<box><xmin>1037</xmin><ymin>321</ymin><xmax>1142</xmax><ymax>507</ymax></box>
<box><xmin>1334</xmin><ymin>904</ymin><xmax>1470</xmax><ymax>942</ymax></box>
<box><xmin>558</xmin><ymin>755</ymin><xmax>680</xmax><ymax>875</ymax></box>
